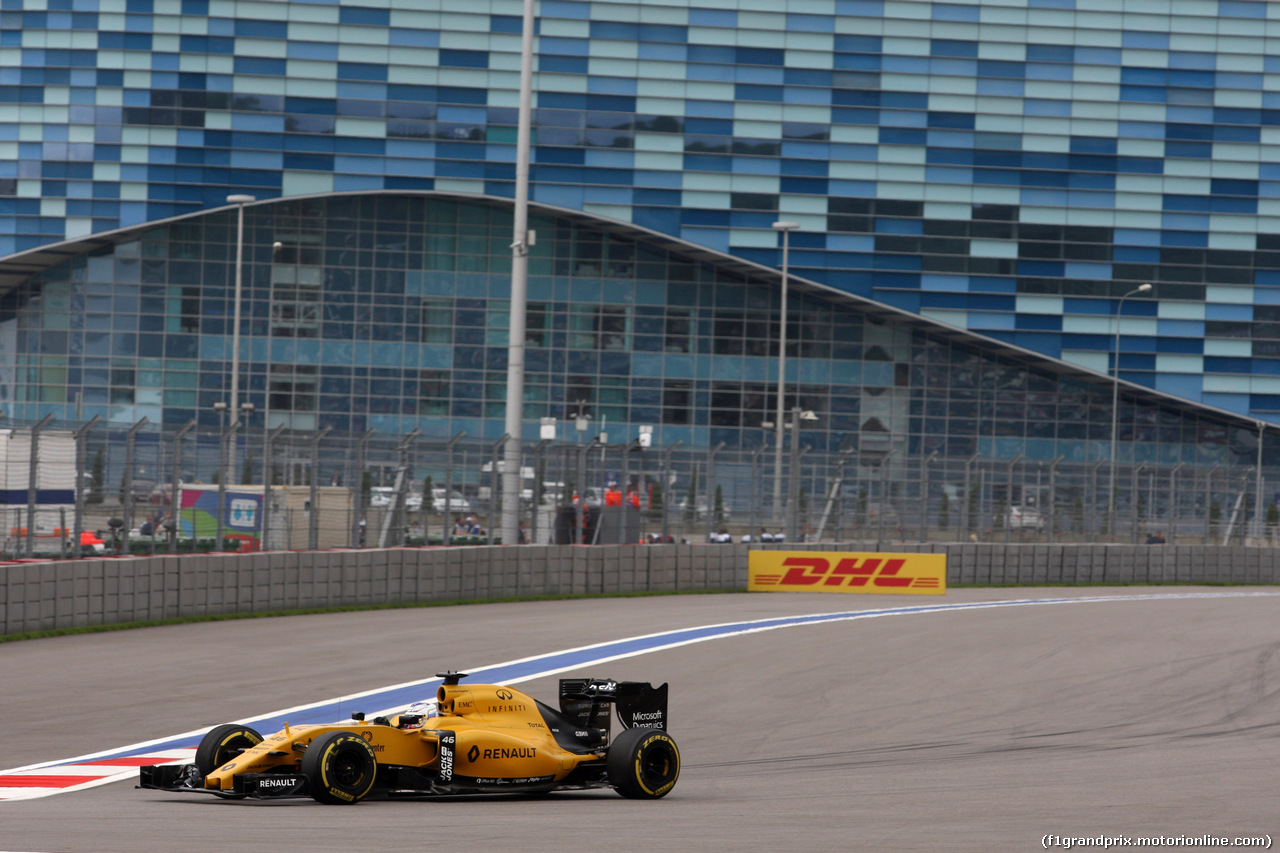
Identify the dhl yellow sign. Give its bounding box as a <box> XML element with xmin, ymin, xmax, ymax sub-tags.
<box><xmin>748</xmin><ymin>551</ymin><xmax>947</xmax><ymax>595</ymax></box>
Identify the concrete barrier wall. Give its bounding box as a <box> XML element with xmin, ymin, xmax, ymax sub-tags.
<box><xmin>4</xmin><ymin>543</ymin><xmax>1280</xmax><ymax>637</ymax></box>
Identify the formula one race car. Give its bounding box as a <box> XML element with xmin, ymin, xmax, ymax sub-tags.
<box><xmin>138</xmin><ymin>672</ymin><xmax>678</xmax><ymax>803</ymax></box>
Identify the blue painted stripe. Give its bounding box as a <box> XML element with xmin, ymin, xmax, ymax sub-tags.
<box><xmin>25</xmin><ymin>591</ymin><xmax>1280</xmax><ymax>770</ymax></box>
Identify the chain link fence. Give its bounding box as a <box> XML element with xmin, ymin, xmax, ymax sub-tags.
<box><xmin>0</xmin><ymin>415</ymin><xmax>1271</xmax><ymax>559</ymax></box>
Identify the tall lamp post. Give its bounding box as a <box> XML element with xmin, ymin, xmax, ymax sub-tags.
<box><xmin>771</xmin><ymin>220</ymin><xmax>800</xmax><ymax>524</ymax></box>
<box><xmin>500</xmin><ymin>0</ymin><xmax>537</xmax><ymax>547</ymax></box>
<box><xmin>1107</xmin><ymin>282</ymin><xmax>1152</xmax><ymax>537</ymax></box>
<box><xmin>226</xmin><ymin>194</ymin><xmax>256</xmax><ymax>423</ymax></box>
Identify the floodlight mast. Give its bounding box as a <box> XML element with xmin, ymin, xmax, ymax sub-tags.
<box><xmin>501</xmin><ymin>0</ymin><xmax>536</xmax><ymax>547</ymax></box>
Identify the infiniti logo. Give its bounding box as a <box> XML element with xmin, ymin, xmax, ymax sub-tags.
<box><xmin>496</xmin><ymin>689</ymin><xmax>513</xmax><ymax>700</ymax></box>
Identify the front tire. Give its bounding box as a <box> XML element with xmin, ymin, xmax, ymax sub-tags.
<box><xmin>301</xmin><ymin>731</ymin><xmax>378</xmax><ymax>804</ymax></box>
<box><xmin>194</xmin><ymin>724</ymin><xmax>264</xmax><ymax>775</ymax></box>
<box><xmin>606</xmin><ymin>727</ymin><xmax>680</xmax><ymax>799</ymax></box>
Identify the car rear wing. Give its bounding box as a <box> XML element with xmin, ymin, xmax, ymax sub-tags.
<box><xmin>559</xmin><ymin>678</ymin><xmax>669</xmax><ymax>733</ymax></box>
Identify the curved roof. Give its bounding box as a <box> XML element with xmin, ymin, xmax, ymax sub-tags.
<box><xmin>0</xmin><ymin>189</ymin><xmax>1258</xmax><ymax>434</ymax></box>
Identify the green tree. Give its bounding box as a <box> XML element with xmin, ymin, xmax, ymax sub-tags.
<box><xmin>242</xmin><ymin>452</ymin><xmax>255</xmax><ymax>485</ymax></box>
<box><xmin>422</xmin><ymin>474</ymin><xmax>434</xmax><ymax>513</ymax></box>
<box><xmin>361</xmin><ymin>470</ymin><xmax>372</xmax><ymax>504</ymax></box>
<box><xmin>855</xmin><ymin>487</ymin><xmax>868</xmax><ymax>529</ymax></box>
<box><xmin>648</xmin><ymin>481</ymin><xmax>663</xmax><ymax>521</ymax></box>
<box><xmin>1208</xmin><ymin>499</ymin><xmax>1221</xmax><ymax>541</ymax></box>
<box><xmin>938</xmin><ymin>491</ymin><xmax>950</xmax><ymax>531</ymax></box>
<box><xmin>993</xmin><ymin>496</ymin><xmax>1006</xmax><ymax>530</ymax></box>
<box><xmin>1073</xmin><ymin>495</ymin><xmax>1084</xmax><ymax>534</ymax></box>
<box><xmin>1267</xmin><ymin>501</ymin><xmax>1278</xmax><ymax>540</ymax></box>
<box><xmin>714</xmin><ymin>484</ymin><xmax>725</xmax><ymax>526</ymax></box>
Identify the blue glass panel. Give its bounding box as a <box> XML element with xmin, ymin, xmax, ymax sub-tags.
<box><xmin>689</xmin><ymin>8</ymin><xmax>736</xmax><ymax>26</ymax></box>
<box><xmin>339</xmin><ymin>6</ymin><xmax>390</xmax><ymax>26</ymax></box>
<box><xmin>1220</xmin><ymin>0</ymin><xmax>1266</xmax><ymax>18</ymax></box>
<box><xmin>931</xmin><ymin>39</ymin><xmax>978</xmax><ymax>58</ymax></box>
<box><xmin>735</xmin><ymin>84</ymin><xmax>783</xmax><ymax>102</ymax></box>
<box><xmin>338</xmin><ymin>63</ymin><xmax>387</xmax><ymax>81</ymax></box>
<box><xmin>542</xmin><ymin>0</ymin><xmax>590</xmax><ymax>17</ymax></box>
<box><xmin>735</xmin><ymin>47</ymin><xmax>784</xmax><ymax>66</ymax></box>
<box><xmin>233</xmin><ymin>18</ymin><xmax>286</xmax><ymax>38</ymax></box>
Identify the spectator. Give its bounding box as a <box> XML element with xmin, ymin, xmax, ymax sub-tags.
<box><xmin>358</xmin><ymin>514</ymin><xmax>367</xmax><ymax>547</ymax></box>
<box><xmin>1145</xmin><ymin>530</ymin><xmax>1167</xmax><ymax>545</ymax></box>
<box><xmin>454</xmin><ymin>515</ymin><xmax>469</xmax><ymax>535</ymax></box>
<box><xmin>604</xmin><ymin>485</ymin><xmax>622</xmax><ymax>507</ymax></box>
<box><xmin>518</xmin><ymin>520</ymin><xmax>529</xmax><ymax>544</ymax></box>
<box><xmin>625</xmin><ymin>484</ymin><xmax>641</xmax><ymax>511</ymax></box>
<box><xmin>139</xmin><ymin>518</ymin><xmax>153</xmax><ymax>537</ymax></box>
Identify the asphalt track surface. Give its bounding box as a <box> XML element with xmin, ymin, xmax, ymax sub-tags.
<box><xmin>3</xmin><ymin>587</ymin><xmax>1279</xmax><ymax>852</ymax></box>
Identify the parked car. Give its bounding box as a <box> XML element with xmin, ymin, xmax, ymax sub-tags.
<box><xmin>121</xmin><ymin>478</ymin><xmax>157</xmax><ymax>504</ymax></box>
<box><xmin>1006</xmin><ymin>505</ymin><xmax>1045</xmax><ymax>531</ymax></box>
<box><xmin>429</xmin><ymin>488</ymin><xmax>472</xmax><ymax>514</ymax></box>
<box><xmin>369</xmin><ymin>487</ymin><xmax>422</xmax><ymax>511</ymax></box>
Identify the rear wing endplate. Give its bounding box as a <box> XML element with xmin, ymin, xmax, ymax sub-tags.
<box><xmin>559</xmin><ymin>678</ymin><xmax>669</xmax><ymax>731</ymax></box>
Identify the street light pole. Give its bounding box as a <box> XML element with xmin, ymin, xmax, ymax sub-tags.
<box><xmin>1107</xmin><ymin>282</ymin><xmax>1152</xmax><ymax>538</ymax></box>
<box><xmin>226</xmin><ymin>194</ymin><xmax>256</xmax><ymax>422</ymax></box>
<box><xmin>771</xmin><ymin>220</ymin><xmax>800</xmax><ymax>525</ymax></box>
<box><xmin>501</xmin><ymin>0</ymin><xmax>536</xmax><ymax>548</ymax></box>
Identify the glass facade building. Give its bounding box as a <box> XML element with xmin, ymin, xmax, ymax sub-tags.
<box><xmin>0</xmin><ymin>0</ymin><xmax>1277</xmax><ymax>469</ymax></box>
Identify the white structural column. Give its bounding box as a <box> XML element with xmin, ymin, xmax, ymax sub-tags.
<box><xmin>501</xmin><ymin>0</ymin><xmax>536</xmax><ymax>546</ymax></box>
<box><xmin>226</xmin><ymin>194</ymin><xmax>256</xmax><ymax>421</ymax></box>
<box><xmin>1107</xmin><ymin>282</ymin><xmax>1152</xmax><ymax>536</ymax></box>
<box><xmin>771</xmin><ymin>221</ymin><xmax>800</xmax><ymax>522</ymax></box>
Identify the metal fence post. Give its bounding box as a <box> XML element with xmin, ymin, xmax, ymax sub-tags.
<box><xmin>530</xmin><ymin>438</ymin><xmax>551</xmax><ymax>545</ymax></box>
<box><xmin>920</xmin><ymin>451</ymin><xmax>937</xmax><ymax>542</ymax></box>
<box><xmin>1048</xmin><ymin>455</ymin><xmax>1063</xmax><ymax>542</ymax></box>
<box><xmin>1004</xmin><ymin>454</ymin><xmax>1022</xmax><ymax>544</ymax></box>
<box><xmin>24</xmin><ymin>413</ymin><xmax>54</xmax><ymax>558</ymax></box>
<box><xmin>1168</xmin><ymin>462</ymin><xmax>1183</xmax><ymax>543</ymax></box>
<box><xmin>749</xmin><ymin>445</ymin><xmax>764</xmax><ymax>544</ymax></box>
<box><xmin>961</xmin><ymin>452</ymin><xmax>978</xmax><ymax>538</ymax></box>
<box><xmin>443</xmin><ymin>430</ymin><xmax>465</xmax><ymax>546</ymax></box>
<box><xmin>261</xmin><ymin>423</ymin><xmax>286</xmax><ymax>551</ymax></box>
<box><xmin>1130</xmin><ymin>461</ymin><xmax>1146</xmax><ymax>544</ymax></box>
<box><xmin>705</xmin><ymin>441</ymin><xmax>725</xmax><ymax>542</ymax></box>
<box><xmin>309</xmin><ymin>426</ymin><xmax>332</xmax><ymax>551</ymax></box>
<box><xmin>786</xmin><ymin>409</ymin><xmax>805</xmax><ymax>542</ymax></box>
<box><xmin>876</xmin><ymin>447</ymin><xmax>895</xmax><ymax>550</ymax></box>
<box><xmin>576</xmin><ymin>437</ymin><xmax>599</xmax><ymax>544</ymax></box>
<box><xmin>353</xmin><ymin>428</ymin><xmax>374</xmax><ymax>546</ymax></box>
<box><xmin>121</xmin><ymin>416</ymin><xmax>149</xmax><ymax>555</ymax></box>
<box><xmin>169</xmin><ymin>419</ymin><xmax>197</xmax><ymax>550</ymax></box>
<box><xmin>489</xmin><ymin>434</ymin><xmax>509</xmax><ymax>546</ymax></box>
<box><xmin>660</xmin><ymin>440</ymin><xmax>681</xmax><ymax>544</ymax></box>
<box><xmin>73</xmin><ymin>415</ymin><xmax>102</xmax><ymax>558</ymax></box>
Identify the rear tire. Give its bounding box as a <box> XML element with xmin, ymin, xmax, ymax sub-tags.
<box><xmin>606</xmin><ymin>727</ymin><xmax>680</xmax><ymax>799</ymax></box>
<box><xmin>301</xmin><ymin>731</ymin><xmax>378</xmax><ymax>804</ymax></box>
<box><xmin>194</xmin><ymin>724</ymin><xmax>263</xmax><ymax>775</ymax></box>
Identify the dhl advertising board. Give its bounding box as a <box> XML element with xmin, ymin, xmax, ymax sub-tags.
<box><xmin>748</xmin><ymin>551</ymin><xmax>946</xmax><ymax>595</ymax></box>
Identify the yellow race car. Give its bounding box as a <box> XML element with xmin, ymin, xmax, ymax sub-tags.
<box><xmin>138</xmin><ymin>672</ymin><xmax>679</xmax><ymax>803</ymax></box>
